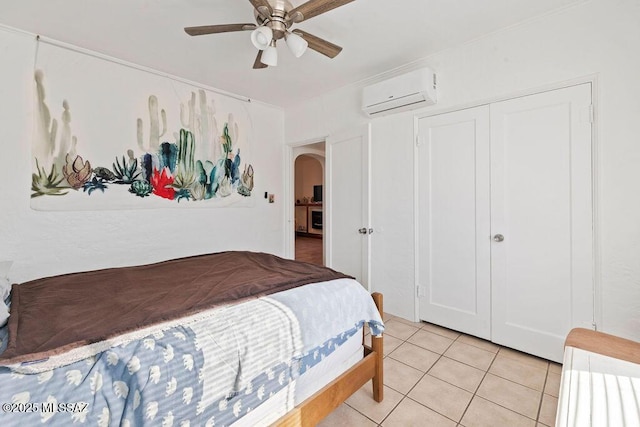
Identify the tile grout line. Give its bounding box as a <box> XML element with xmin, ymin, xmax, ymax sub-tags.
<box><xmin>393</xmin><ymin>327</ymin><xmax>461</xmax><ymax>424</ymax></box>
<box><xmin>406</xmin><ymin>325</ymin><xmax>551</xmax><ymax>423</ymax></box>
<box><xmin>482</xmin><ymin>361</ymin><xmax>549</xmax><ymax>394</ymax></box>
<box><xmin>456</xmin><ymin>340</ymin><xmax>499</xmax><ymax>425</ymax></box>
<box><xmin>468</xmin><ymin>395</ymin><xmax>542</xmax><ymax>425</ymax></box>
<box><xmin>536</xmin><ymin>362</ymin><xmax>551</xmax><ymax>424</ymax></box>
<box><xmin>354</xmin><ymin>319</ymin><xmax>559</xmax><ymax>426</ymax></box>
<box><xmin>356</xmin><ymin>318</ymin><xmax>412</xmax><ymax>426</ymax></box>
<box><xmin>386</xmin><ymin>322</ymin><xmax>494</xmax><ymax>425</ymax></box>
<box><xmin>379</xmin><ymin>322</ymin><xmax>465</xmax><ymax>425</ymax></box>
<box><xmin>460</xmin><ymin>347</ymin><xmax>550</xmax><ymax>425</ymax></box>
<box><xmin>377</xmin><ymin>325</ymin><xmax>435</xmax><ymax>426</ymax></box>
<box><xmin>383</xmin><ymin>324</ymin><xmax>480</xmax><ymax>426</ymax></box>
<box><xmin>349</xmin><ymin>321</ymin><xmax>433</xmax><ymax>426</ymax></box>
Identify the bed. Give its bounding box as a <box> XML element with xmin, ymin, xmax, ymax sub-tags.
<box><xmin>0</xmin><ymin>251</ymin><xmax>384</xmax><ymax>426</ymax></box>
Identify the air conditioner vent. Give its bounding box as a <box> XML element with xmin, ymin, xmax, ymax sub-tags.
<box><xmin>362</xmin><ymin>67</ymin><xmax>437</xmax><ymax>117</ymax></box>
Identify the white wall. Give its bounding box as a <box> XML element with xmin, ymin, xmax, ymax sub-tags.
<box><xmin>0</xmin><ymin>28</ymin><xmax>285</xmax><ymax>283</ymax></box>
<box><xmin>284</xmin><ymin>0</ymin><xmax>640</xmax><ymax>340</ymax></box>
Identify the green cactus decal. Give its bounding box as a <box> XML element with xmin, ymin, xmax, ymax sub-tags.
<box><xmin>222</xmin><ymin>123</ymin><xmax>233</xmax><ymax>156</ymax></box>
<box><xmin>31</xmin><ymin>71</ymin><xmax>255</xmax><ymax>205</ymax></box>
<box><xmin>196</xmin><ymin>160</ymin><xmax>216</xmax><ymax>199</ymax></box>
<box><xmin>173</xmin><ymin>129</ymin><xmax>198</xmax><ymax>190</ymax></box>
<box><xmin>159</xmin><ymin>142</ymin><xmax>178</xmax><ymax>173</ymax></box>
<box><xmin>238</xmin><ymin>164</ymin><xmax>254</xmax><ymax>197</ymax></box>
<box><xmin>189</xmin><ymin>183</ymin><xmax>206</xmax><ymax>201</ymax></box>
<box><xmin>180</xmin><ymin>90</ymin><xmax>217</xmax><ymax>161</ymax></box>
<box><xmin>129</xmin><ymin>180</ymin><xmax>153</xmax><ymax>197</ymax></box>
<box><xmin>93</xmin><ymin>167</ymin><xmax>116</xmax><ymax>181</ymax></box>
<box><xmin>174</xmin><ymin>188</ymin><xmax>192</xmax><ymax>202</ymax></box>
<box><xmin>32</xmin><ymin>70</ymin><xmax>80</xmax><ymax>198</ymax></box>
<box><xmin>137</xmin><ymin>95</ymin><xmax>167</xmax><ymax>153</ymax></box>
<box><xmin>113</xmin><ymin>150</ymin><xmax>141</xmax><ymax>184</ymax></box>
<box><xmin>34</xmin><ymin>70</ymin><xmax>75</xmax><ymax>169</ymax></box>
<box><xmin>31</xmin><ymin>159</ymin><xmax>69</xmax><ymax>198</ymax></box>
<box><xmin>82</xmin><ymin>177</ymin><xmax>108</xmax><ymax>195</ymax></box>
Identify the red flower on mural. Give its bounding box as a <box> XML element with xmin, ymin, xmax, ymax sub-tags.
<box><xmin>150</xmin><ymin>167</ymin><xmax>175</xmax><ymax>200</ymax></box>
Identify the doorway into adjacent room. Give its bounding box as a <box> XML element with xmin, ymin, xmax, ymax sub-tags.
<box><xmin>293</xmin><ymin>146</ymin><xmax>325</xmax><ymax>265</ymax></box>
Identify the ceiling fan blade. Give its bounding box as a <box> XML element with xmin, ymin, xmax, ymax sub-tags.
<box><xmin>288</xmin><ymin>0</ymin><xmax>355</xmax><ymax>23</ymax></box>
<box><xmin>253</xmin><ymin>51</ymin><xmax>268</xmax><ymax>69</ymax></box>
<box><xmin>292</xmin><ymin>29</ymin><xmax>343</xmax><ymax>58</ymax></box>
<box><xmin>248</xmin><ymin>0</ymin><xmax>273</xmax><ymax>20</ymax></box>
<box><xmin>184</xmin><ymin>23</ymin><xmax>257</xmax><ymax>36</ymax></box>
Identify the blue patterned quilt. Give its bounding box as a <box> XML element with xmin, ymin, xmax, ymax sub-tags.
<box><xmin>0</xmin><ymin>279</ymin><xmax>384</xmax><ymax>426</ymax></box>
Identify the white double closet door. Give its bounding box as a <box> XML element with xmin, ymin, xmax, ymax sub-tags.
<box><xmin>417</xmin><ymin>84</ymin><xmax>594</xmax><ymax>362</ymax></box>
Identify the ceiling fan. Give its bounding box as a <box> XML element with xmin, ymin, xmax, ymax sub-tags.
<box><xmin>184</xmin><ymin>0</ymin><xmax>355</xmax><ymax>69</ymax></box>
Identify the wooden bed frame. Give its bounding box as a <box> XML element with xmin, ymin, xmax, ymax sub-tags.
<box><xmin>273</xmin><ymin>292</ymin><xmax>384</xmax><ymax>426</ymax></box>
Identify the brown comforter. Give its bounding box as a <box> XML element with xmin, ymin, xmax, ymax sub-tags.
<box><xmin>0</xmin><ymin>251</ymin><xmax>351</xmax><ymax>364</ymax></box>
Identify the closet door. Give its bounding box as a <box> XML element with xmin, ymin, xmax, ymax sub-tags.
<box><xmin>417</xmin><ymin>106</ymin><xmax>491</xmax><ymax>339</ymax></box>
<box><xmin>490</xmin><ymin>84</ymin><xmax>593</xmax><ymax>362</ymax></box>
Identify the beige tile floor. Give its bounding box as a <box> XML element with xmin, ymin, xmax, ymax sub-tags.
<box><xmin>319</xmin><ymin>314</ymin><xmax>562</xmax><ymax>427</ymax></box>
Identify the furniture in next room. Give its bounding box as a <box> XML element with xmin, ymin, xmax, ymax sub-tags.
<box><xmin>556</xmin><ymin>328</ymin><xmax>640</xmax><ymax>426</ymax></box>
<box><xmin>295</xmin><ymin>203</ymin><xmax>323</xmax><ymax>237</ymax></box>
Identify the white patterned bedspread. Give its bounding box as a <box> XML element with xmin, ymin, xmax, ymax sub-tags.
<box><xmin>0</xmin><ymin>278</ymin><xmax>383</xmax><ymax>426</ymax></box>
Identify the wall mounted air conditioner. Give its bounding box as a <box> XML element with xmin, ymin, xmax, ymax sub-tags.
<box><xmin>362</xmin><ymin>67</ymin><xmax>437</xmax><ymax>117</ymax></box>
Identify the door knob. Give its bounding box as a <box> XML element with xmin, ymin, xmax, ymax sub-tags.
<box><xmin>493</xmin><ymin>234</ymin><xmax>505</xmax><ymax>242</ymax></box>
<box><xmin>358</xmin><ymin>228</ymin><xmax>367</xmax><ymax>234</ymax></box>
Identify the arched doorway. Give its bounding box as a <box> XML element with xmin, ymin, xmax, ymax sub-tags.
<box><xmin>293</xmin><ymin>149</ymin><xmax>324</xmax><ymax>265</ymax></box>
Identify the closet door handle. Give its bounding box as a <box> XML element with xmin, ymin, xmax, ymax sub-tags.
<box><xmin>358</xmin><ymin>228</ymin><xmax>367</xmax><ymax>234</ymax></box>
<box><xmin>493</xmin><ymin>234</ymin><xmax>505</xmax><ymax>242</ymax></box>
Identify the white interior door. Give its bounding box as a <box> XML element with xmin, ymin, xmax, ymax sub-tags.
<box><xmin>326</xmin><ymin>124</ymin><xmax>371</xmax><ymax>289</ymax></box>
<box><xmin>490</xmin><ymin>84</ymin><xmax>594</xmax><ymax>362</ymax></box>
<box><xmin>417</xmin><ymin>106</ymin><xmax>492</xmax><ymax>339</ymax></box>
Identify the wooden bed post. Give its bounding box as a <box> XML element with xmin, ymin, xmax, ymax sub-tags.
<box><xmin>371</xmin><ymin>292</ymin><xmax>384</xmax><ymax>402</ymax></box>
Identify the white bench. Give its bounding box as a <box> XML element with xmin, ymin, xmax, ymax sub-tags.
<box><xmin>557</xmin><ymin>328</ymin><xmax>640</xmax><ymax>426</ymax></box>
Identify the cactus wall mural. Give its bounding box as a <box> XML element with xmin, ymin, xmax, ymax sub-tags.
<box><xmin>30</xmin><ymin>65</ymin><xmax>255</xmax><ymax>211</ymax></box>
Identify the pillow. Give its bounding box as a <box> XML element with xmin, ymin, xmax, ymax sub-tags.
<box><xmin>0</xmin><ymin>276</ymin><xmax>10</xmax><ymax>301</ymax></box>
<box><xmin>0</xmin><ymin>277</ymin><xmax>10</xmax><ymax>327</ymax></box>
<box><xmin>0</xmin><ymin>304</ymin><xmax>8</xmax><ymax>328</ymax></box>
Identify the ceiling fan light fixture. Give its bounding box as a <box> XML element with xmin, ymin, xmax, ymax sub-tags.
<box><xmin>250</xmin><ymin>26</ymin><xmax>273</xmax><ymax>50</ymax></box>
<box><xmin>261</xmin><ymin>40</ymin><xmax>278</xmax><ymax>66</ymax></box>
<box><xmin>184</xmin><ymin>0</ymin><xmax>350</xmax><ymax>69</ymax></box>
<box><xmin>285</xmin><ymin>31</ymin><xmax>308</xmax><ymax>58</ymax></box>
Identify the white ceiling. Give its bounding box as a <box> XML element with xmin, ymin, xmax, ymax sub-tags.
<box><xmin>0</xmin><ymin>0</ymin><xmax>583</xmax><ymax>107</ymax></box>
